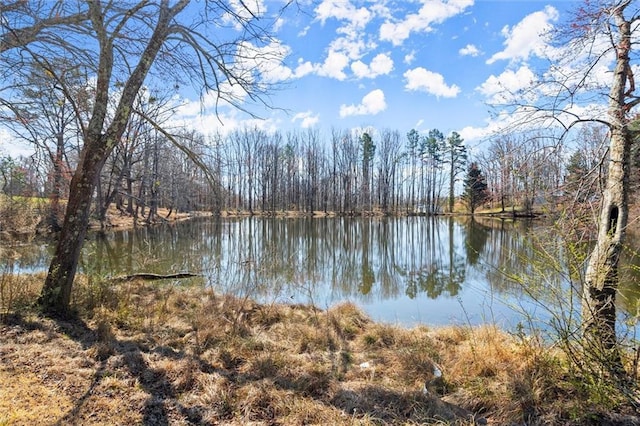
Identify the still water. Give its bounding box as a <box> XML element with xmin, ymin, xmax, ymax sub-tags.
<box><xmin>3</xmin><ymin>216</ymin><xmax>640</xmax><ymax>331</ymax></box>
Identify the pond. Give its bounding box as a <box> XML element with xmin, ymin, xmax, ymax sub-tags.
<box><xmin>2</xmin><ymin>216</ymin><xmax>640</xmax><ymax>334</ymax></box>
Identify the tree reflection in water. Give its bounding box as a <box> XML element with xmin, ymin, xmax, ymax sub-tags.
<box><xmin>3</xmin><ymin>216</ymin><xmax>639</xmax><ymax>329</ymax></box>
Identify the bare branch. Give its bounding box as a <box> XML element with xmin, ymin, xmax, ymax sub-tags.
<box><xmin>0</xmin><ymin>2</ymin><xmax>89</xmax><ymax>53</ymax></box>
<box><xmin>133</xmin><ymin>106</ymin><xmax>221</xmax><ymax>193</ymax></box>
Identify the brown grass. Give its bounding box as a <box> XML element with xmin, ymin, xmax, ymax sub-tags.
<box><xmin>0</xmin><ymin>195</ymin><xmax>45</xmax><ymax>238</ymax></box>
<box><xmin>1</xmin><ymin>275</ymin><xmax>638</xmax><ymax>425</ymax></box>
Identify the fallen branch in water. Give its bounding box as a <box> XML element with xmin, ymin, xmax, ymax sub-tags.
<box><xmin>111</xmin><ymin>272</ymin><xmax>202</xmax><ymax>283</ymax></box>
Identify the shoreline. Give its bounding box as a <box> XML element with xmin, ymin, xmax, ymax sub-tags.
<box><xmin>1</xmin><ymin>277</ymin><xmax>638</xmax><ymax>425</ymax></box>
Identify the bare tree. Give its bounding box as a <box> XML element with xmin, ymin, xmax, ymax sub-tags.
<box><xmin>579</xmin><ymin>1</ymin><xmax>639</xmax><ymax>363</ymax></box>
<box><xmin>333</xmin><ymin>129</ymin><xmax>360</xmax><ymax>214</ymax></box>
<box><xmin>490</xmin><ymin>0</ymin><xmax>640</xmax><ymax>375</ymax></box>
<box><xmin>1</xmin><ymin>1</ymin><xmax>287</xmax><ymax>315</ymax></box>
<box><xmin>0</xmin><ymin>58</ymin><xmax>88</xmax><ymax>230</ymax></box>
<box><xmin>301</xmin><ymin>128</ymin><xmax>323</xmax><ymax>214</ymax></box>
<box><xmin>484</xmin><ymin>136</ymin><xmax>517</xmax><ymax>213</ymax></box>
<box><xmin>376</xmin><ymin>129</ymin><xmax>403</xmax><ymax>214</ymax></box>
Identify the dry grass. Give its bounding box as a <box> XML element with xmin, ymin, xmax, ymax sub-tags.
<box><xmin>0</xmin><ymin>195</ymin><xmax>45</xmax><ymax>237</ymax></box>
<box><xmin>1</xmin><ymin>275</ymin><xmax>638</xmax><ymax>425</ymax></box>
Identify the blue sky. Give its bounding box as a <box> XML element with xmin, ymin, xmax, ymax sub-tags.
<box><xmin>2</xmin><ymin>0</ymin><xmax>591</xmax><ymax>157</ymax></box>
<box><xmin>170</xmin><ymin>0</ymin><xmax>585</xmax><ymax>153</ymax></box>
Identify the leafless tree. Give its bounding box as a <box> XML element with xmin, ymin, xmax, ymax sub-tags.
<box><xmin>1</xmin><ymin>0</ymin><xmax>287</xmax><ymax>315</ymax></box>
<box><xmin>376</xmin><ymin>129</ymin><xmax>403</xmax><ymax>214</ymax></box>
<box><xmin>0</xmin><ymin>59</ymin><xmax>87</xmax><ymax>230</ymax></box>
<box><xmin>490</xmin><ymin>0</ymin><xmax>640</xmax><ymax>377</ymax></box>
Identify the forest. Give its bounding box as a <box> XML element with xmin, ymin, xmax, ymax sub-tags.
<box><xmin>0</xmin><ymin>119</ymin><xmax>617</xmax><ymax>225</ymax></box>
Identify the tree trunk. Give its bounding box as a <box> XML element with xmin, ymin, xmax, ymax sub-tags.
<box><xmin>39</xmin><ymin>143</ymin><xmax>105</xmax><ymax>315</ymax></box>
<box><xmin>582</xmin><ymin>126</ymin><xmax>629</xmax><ymax>352</ymax></box>
<box><xmin>582</xmin><ymin>4</ymin><xmax>632</xmax><ymax>363</ymax></box>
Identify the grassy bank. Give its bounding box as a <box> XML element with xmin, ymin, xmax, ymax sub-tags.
<box><xmin>1</xmin><ymin>274</ymin><xmax>638</xmax><ymax>425</ymax></box>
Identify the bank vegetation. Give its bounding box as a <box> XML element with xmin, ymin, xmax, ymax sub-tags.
<box><xmin>1</xmin><ymin>274</ymin><xmax>638</xmax><ymax>425</ymax></box>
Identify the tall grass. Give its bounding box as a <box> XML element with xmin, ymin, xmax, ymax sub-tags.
<box><xmin>490</xmin><ymin>217</ymin><xmax>640</xmax><ymax>411</ymax></box>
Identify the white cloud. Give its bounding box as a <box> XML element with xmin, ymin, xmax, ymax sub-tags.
<box><xmin>340</xmin><ymin>89</ymin><xmax>387</xmax><ymax>117</ymax></box>
<box><xmin>223</xmin><ymin>0</ymin><xmax>267</xmax><ymax>30</ymax></box>
<box><xmin>298</xmin><ymin>25</ymin><xmax>310</xmax><ymax>37</ymax></box>
<box><xmin>477</xmin><ymin>65</ymin><xmax>536</xmax><ymax>103</ymax></box>
<box><xmin>175</xmin><ymin>80</ymin><xmax>250</xmax><ymax>118</ymax></box>
<box><xmin>315</xmin><ymin>0</ymin><xmax>374</xmax><ymax>60</ymax></box>
<box><xmin>458</xmin><ymin>107</ymin><xmax>540</xmax><ymax>143</ymax></box>
<box><xmin>404</xmin><ymin>50</ymin><xmax>416</xmax><ymax>64</ymax></box>
<box><xmin>170</xmin><ymin>85</ymin><xmax>288</xmax><ymax>139</ymax></box>
<box><xmin>459</xmin><ymin>101</ymin><xmax>609</xmax><ymax>143</ymax></box>
<box><xmin>294</xmin><ymin>59</ymin><xmax>315</xmax><ymax>78</ymax></box>
<box><xmin>273</xmin><ymin>17</ymin><xmax>285</xmax><ymax>32</ymax></box>
<box><xmin>328</xmin><ymin>36</ymin><xmax>369</xmax><ymax>60</ymax></box>
<box><xmin>172</xmin><ymin>108</ymin><xmax>280</xmax><ymax>139</ymax></box>
<box><xmin>487</xmin><ymin>5</ymin><xmax>559</xmax><ymax>64</ymax></box>
<box><xmin>235</xmin><ymin>40</ymin><xmax>295</xmax><ymax>84</ymax></box>
<box><xmin>351</xmin><ymin>53</ymin><xmax>394</xmax><ymax>79</ymax></box>
<box><xmin>0</xmin><ymin>128</ymin><xmax>34</xmax><ymax>157</ymax></box>
<box><xmin>317</xmin><ymin>50</ymin><xmax>350</xmax><ymax>80</ymax></box>
<box><xmin>379</xmin><ymin>0</ymin><xmax>473</xmax><ymax>46</ymax></box>
<box><xmin>311</xmin><ymin>0</ymin><xmax>381</xmax><ymax>81</ymax></box>
<box><xmin>370</xmin><ymin>53</ymin><xmax>393</xmax><ymax>74</ymax></box>
<box><xmin>404</xmin><ymin>67</ymin><xmax>460</xmax><ymax>98</ymax></box>
<box><xmin>171</xmin><ymin>75</ymin><xmax>256</xmax><ymax>122</ymax></box>
<box><xmin>459</xmin><ymin>44</ymin><xmax>480</xmax><ymax>57</ymax></box>
<box><xmin>292</xmin><ymin>111</ymin><xmax>320</xmax><ymax>128</ymax></box>
<box><xmin>350</xmin><ymin>61</ymin><xmax>369</xmax><ymax>79</ymax></box>
<box><xmin>370</xmin><ymin>3</ymin><xmax>392</xmax><ymax>20</ymax></box>
<box><xmin>315</xmin><ymin>0</ymin><xmax>372</xmax><ymax>29</ymax></box>
<box><xmin>458</xmin><ymin>123</ymin><xmax>496</xmax><ymax>143</ymax></box>
<box><xmin>541</xmin><ymin>40</ymin><xmax>618</xmax><ymax>97</ymax></box>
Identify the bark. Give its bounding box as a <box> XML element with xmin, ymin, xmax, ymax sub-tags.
<box><xmin>39</xmin><ymin>142</ymin><xmax>106</xmax><ymax>313</ymax></box>
<box><xmin>111</xmin><ymin>272</ymin><xmax>201</xmax><ymax>283</ymax></box>
<box><xmin>582</xmin><ymin>2</ymin><xmax>633</xmax><ymax>361</ymax></box>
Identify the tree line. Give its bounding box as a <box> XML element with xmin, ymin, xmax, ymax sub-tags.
<box><xmin>1</xmin><ymin>119</ymin><xmax>617</xmax><ymax>222</ymax></box>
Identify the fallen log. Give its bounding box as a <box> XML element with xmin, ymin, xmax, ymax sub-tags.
<box><xmin>111</xmin><ymin>272</ymin><xmax>201</xmax><ymax>283</ymax></box>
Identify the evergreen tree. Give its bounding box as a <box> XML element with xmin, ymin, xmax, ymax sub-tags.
<box><xmin>425</xmin><ymin>129</ymin><xmax>445</xmax><ymax>214</ymax></box>
<box><xmin>444</xmin><ymin>132</ymin><xmax>467</xmax><ymax>212</ymax></box>
<box><xmin>406</xmin><ymin>129</ymin><xmax>420</xmax><ymax>210</ymax></box>
<box><xmin>462</xmin><ymin>162</ymin><xmax>489</xmax><ymax>214</ymax></box>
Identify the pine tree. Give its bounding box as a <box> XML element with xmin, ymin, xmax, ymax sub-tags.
<box><xmin>462</xmin><ymin>162</ymin><xmax>489</xmax><ymax>215</ymax></box>
<box><xmin>444</xmin><ymin>132</ymin><xmax>467</xmax><ymax>212</ymax></box>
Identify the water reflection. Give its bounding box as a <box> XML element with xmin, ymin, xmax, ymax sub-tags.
<box><xmin>2</xmin><ymin>216</ymin><xmax>639</xmax><ymax>329</ymax></box>
<box><xmin>0</xmin><ymin>241</ymin><xmax>51</xmax><ymax>275</ymax></box>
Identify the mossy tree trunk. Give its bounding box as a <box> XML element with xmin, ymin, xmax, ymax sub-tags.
<box><xmin>39</xmin><ymin>140</ymin><xmax>108</xmax><ymax>313</ymax></box>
